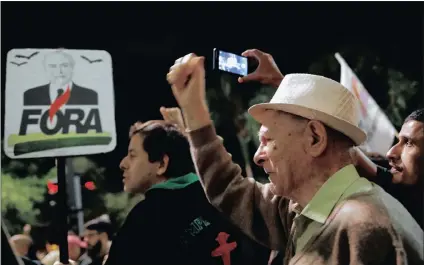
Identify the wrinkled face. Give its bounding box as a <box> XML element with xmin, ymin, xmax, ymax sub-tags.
<box><xmin>44</xmin><ymin>52</ymin><xmax>74</xmax><ymax>87</ymax></box>
<box><xmin>387</xmin><ymin>120</ymin><xmax>424</xmax><ymax>185</ymax></box>
<box><xmin>253</xmin><ymin>111</ymin><xmax>309</xmax><ymax>196</ymax></box>
<box><xmin>119</xmin><ymin>134</ymin><xmax>160</xmax><ymax>194</ymax></box>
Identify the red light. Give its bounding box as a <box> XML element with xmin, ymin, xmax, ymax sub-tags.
<box><xmin>84</xmin><ymin>181</ymin><xmax>96</xmax><ymax>191</ymax></box>
<box><xmin>47</xmin><ymin>181</ymin><xmax>58</xmax><ymax>195</ymax></box>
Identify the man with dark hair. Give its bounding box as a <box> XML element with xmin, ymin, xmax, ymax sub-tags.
<box><xmin>405</xmin><ymin>108</ymin><xmax>424</xmax><ymax>122</ymax></box>
<box><xmin>104</xmin><ymin>118</ymin><xmax>269</xmax><ymax>265</ymax></box>
<box><xmin>388</xmin><ymin>108</ymin><xmax>424</xmax><ymax>184</ymax></box>
<box><xmin>353</xmin><ymin>108</ymin><xmax>424</xmax><ymax>227</ymax></box>
<box><xmin>80</xmin><ymin>216</ymin><xmax>112</xmax><ymax>265</ymax></box>
<box><xmin>120</xmin><ymin>120</ymin><xmax>196</xmax><ymax>193</ymax></box>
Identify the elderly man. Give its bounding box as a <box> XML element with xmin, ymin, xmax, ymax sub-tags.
<box><xmin>166</xmin><ymin>50</ymin><xmax>423</xmax><ymax>265</ymax></box>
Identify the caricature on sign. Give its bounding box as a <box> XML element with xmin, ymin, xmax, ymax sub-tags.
<box><xmin>4</xmin><ymin>49</ymin><xmax>117</xmax><ymax>158</ymax></box>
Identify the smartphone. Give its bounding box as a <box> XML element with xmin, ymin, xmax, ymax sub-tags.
<box><xmin>213</xmin><ymin>48</ymin><xmax>250</xmax><ymax>76</ymax></box>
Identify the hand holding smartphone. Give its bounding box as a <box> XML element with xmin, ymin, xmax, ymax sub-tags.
<box><xmin>213</xmin><ymin>48</ymin><xmax>284</xmax><ymax>88</ymax></box>
<box><xmin>213</xmin><ymin>48</ymin><xmax>253</xmax><ymax>76</ymax></box>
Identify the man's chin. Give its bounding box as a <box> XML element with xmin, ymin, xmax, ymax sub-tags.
<box><xmin>53</xmin><ymin>78</ymin><xmax>70</xmax><ymax>87</ymax></box>
<box><xmin>269</xmin><ymin>182</ymin><xmax>291</xmax><ymax>197</ymax></box>
<box><xmin>124</xmin><ymin>186</ymin><xmax>136</xmax><ymax>193</ymax></box>
<box><xmin>123</xmin><ymin>185</ymin><xmax>134</xmax><ymax>193</ymax></box>
<box><xmin>124</xmin><ymin>185</ymin><xmax>144</xmax><ymax>194</ymax></box>
<box><xmin>391</xmin><ymin>172</ymin><xmax>404</xmax><ymax>184</ymax></box>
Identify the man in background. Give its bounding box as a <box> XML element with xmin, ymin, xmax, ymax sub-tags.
<box><xmin>353</xmin><ymin>108</ymin><xmax>424</xmax><ymax>227</ymax></box>
<box><xmin>80</xmin><ymin>216</ymin><xmax>112</xmax><ymax>265</ymax></box>
<box><xmin>105</xmin><ymin>116</ymin><xmax>269</xmax><ymax>265</ymax></box>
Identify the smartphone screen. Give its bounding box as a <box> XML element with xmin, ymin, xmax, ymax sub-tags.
<box><xmin>218</xmin><ymin>50</ymin><xmax>248</xmax><ymax>76</ymax></box>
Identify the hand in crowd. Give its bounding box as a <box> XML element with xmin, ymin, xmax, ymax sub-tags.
<box><xmin>237</xmin><ymin>49</ymin><xmax>284</xmax><ymax>88</ymax></box>
<box><xmin>160</xmin><ymin>106</ymin><xmax>186</xmax><ymax>131</ymax></box>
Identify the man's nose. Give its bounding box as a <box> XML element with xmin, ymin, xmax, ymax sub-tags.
<box><xmin>119</xmin><ymin>157</ymin><xmax>127</xmax><ymax>171</ymax></box>
<box><xmin>386</xmin><ymin>143</ymin><xmax>400</xmax><ymax>162</ymax></box>
<box><xmin>253</xmin><ymin>147</ymin><xmax>267</xmax><ymax>167</ymax></box>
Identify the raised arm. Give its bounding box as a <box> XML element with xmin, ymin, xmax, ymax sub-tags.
<box><xmin>166</xmin><ymin>53</ymin><xmax>290</xmax><ymax>249</ymax></box>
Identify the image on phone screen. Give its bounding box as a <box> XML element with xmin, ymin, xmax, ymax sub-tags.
<box><xmin>218</xmin><ymin>51</ymin><xmax>248</xmax><ymax>76</ymax></box>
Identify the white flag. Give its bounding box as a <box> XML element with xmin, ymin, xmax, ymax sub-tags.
<box><xmin>335</xmin><ymin>53</ymin><xmax>397</xmax><ymax>155</ymax></box>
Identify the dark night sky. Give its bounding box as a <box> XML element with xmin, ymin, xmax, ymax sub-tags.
<box><xmin>1</xmin><ymin>2</ymin><xmax>423</xmax><ymax>192</ymax></box>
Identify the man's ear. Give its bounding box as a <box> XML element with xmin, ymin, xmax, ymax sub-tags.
<box><xmin>304</xmin><ymin>120</ymin><xmax>328</xmax><ymax>157</ymax></box>
<box><xmin>157</xmin><ymin>154</ymin><xmax>169</xmax><ymax>176</ymax></box>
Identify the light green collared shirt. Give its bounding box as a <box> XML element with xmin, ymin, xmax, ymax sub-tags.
<box><xmin>292</xmin><ymin>164</ymin><xmax>373</xmax><ymax>252</ymax></box>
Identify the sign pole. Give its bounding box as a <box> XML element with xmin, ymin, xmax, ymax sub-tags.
<box><xmin>67</xmin><ymin>157</ymin><xmax>84</xmax><ymax>236</ymax></box>
<box><xmin>56</xmin><ymin>157</ymin><xmax>69</xmax><ymax>263</ymax></box>
<box><xmin>73</xmin><ymin>174</ymin><xmax>85</xmax><ymax>236</ymax></box>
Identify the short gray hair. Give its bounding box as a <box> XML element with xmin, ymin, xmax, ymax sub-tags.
<box><xmin>43</xmin><ymin>50</ymin><xmax>75</xmax><ymax>68</ymax></box>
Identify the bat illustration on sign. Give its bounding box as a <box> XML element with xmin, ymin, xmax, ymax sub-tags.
<box><xmin>10</xmin><ymin>61</ymin><xmax>28</xmax><ymax>67</ymax></box>
<box><xmin>15</xmin><ymin>51</ymin><xmax>39</xmax><ymax>60</ymax></box>
<box><xmin>81</xmin><ymin>55</ymin><xmax>103</xmax><ymax>64</ymax></box>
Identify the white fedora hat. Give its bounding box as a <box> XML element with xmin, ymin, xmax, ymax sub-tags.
<box><xmin>248</xmin><ymin>74</ymin><xmax>367</xmax><ymax>146</ymax></box>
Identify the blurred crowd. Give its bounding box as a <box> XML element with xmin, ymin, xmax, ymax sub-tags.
<box><xmin>7</xmin><ymin>215</ymin><xmax>112</xmax><ymax>265</ymax></box>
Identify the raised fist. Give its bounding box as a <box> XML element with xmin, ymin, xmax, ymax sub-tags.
<box><xmin>166</xmin><ymin>53</ymin><xmax>207</xmax><ymax>111</ymax></box>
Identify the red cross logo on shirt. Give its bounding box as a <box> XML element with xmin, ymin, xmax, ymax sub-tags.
<box><xmin>211</xmin><ymin>232</ymin><xmax>237</xmax><ymax>265</ymax></box>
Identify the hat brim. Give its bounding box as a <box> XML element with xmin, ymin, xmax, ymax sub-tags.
<box><xmin>248</xmin><ymin>103</ymin><xmax>367</xmax><ymax>146</ymax></box>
